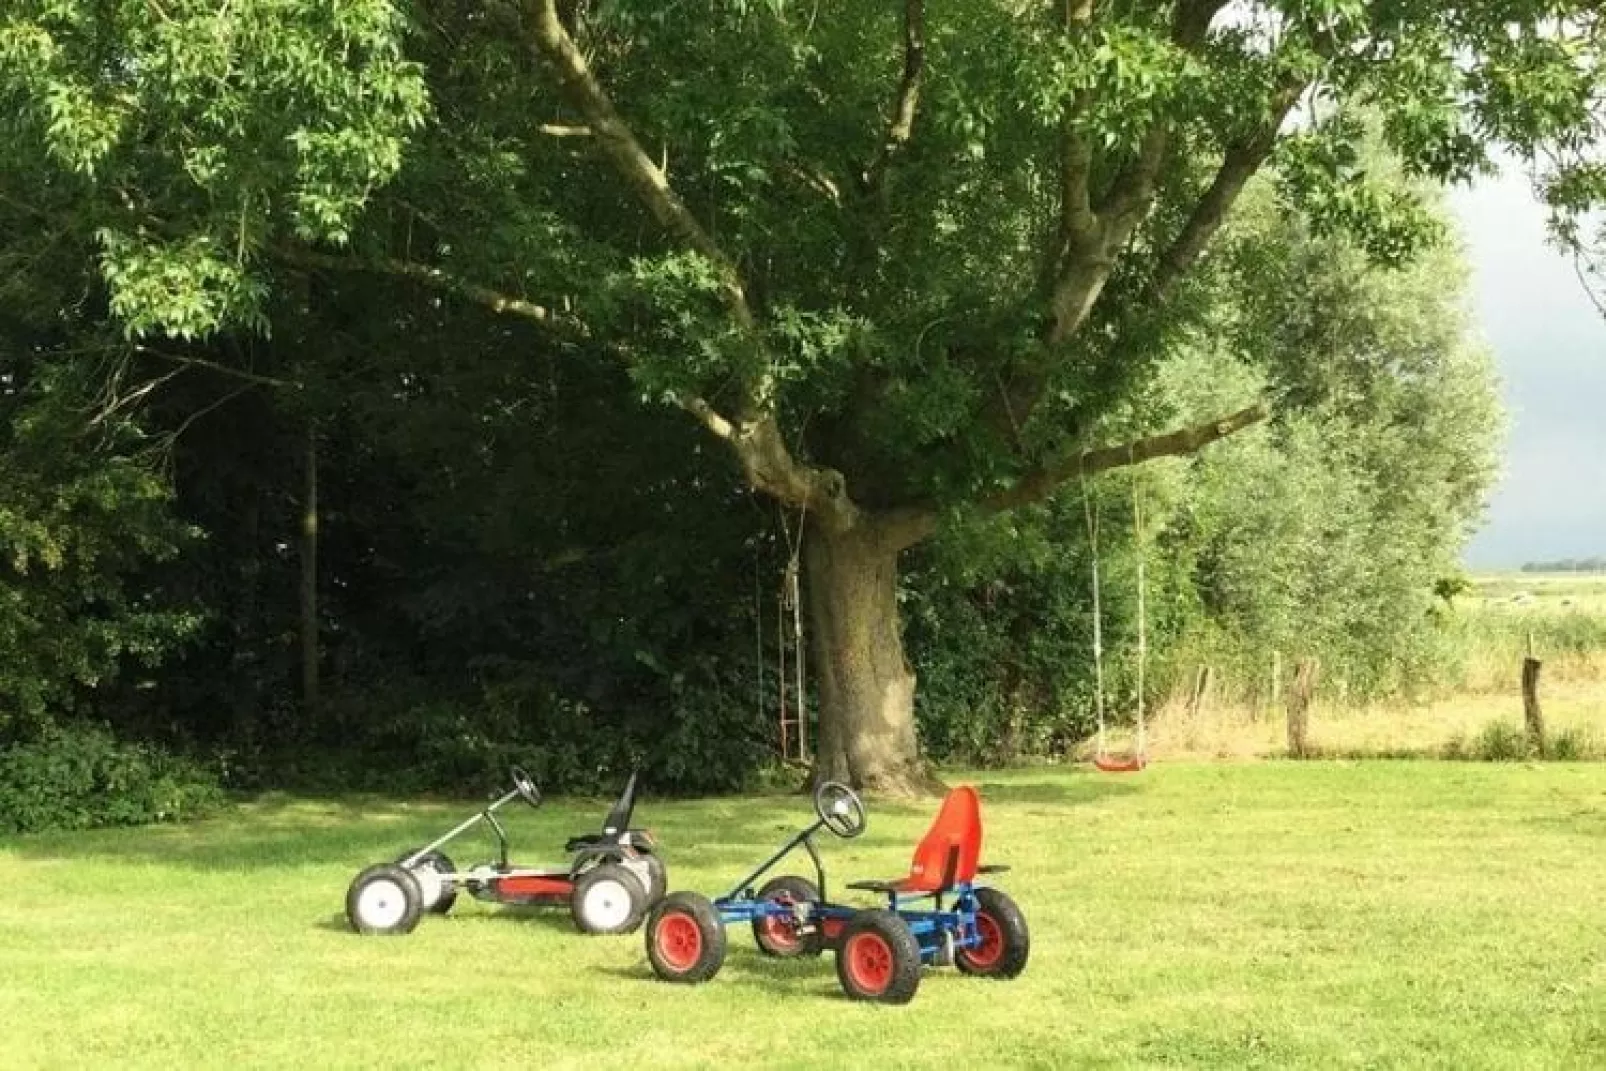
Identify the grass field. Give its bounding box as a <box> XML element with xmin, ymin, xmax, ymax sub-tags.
<box><xmin>3</xmin><ymin>764</ymin><xmax>1603</xmax><ymax>1069</ymax></box>
<box><xmin>1146</xmin><ymin>572</ymin><xmax>1606</xmax><ymax>762</ymax></box>
<box><xmin>1149</xmin><ymin>679</ymin><xmax>1606</xmax><ymax>761</ymax></box>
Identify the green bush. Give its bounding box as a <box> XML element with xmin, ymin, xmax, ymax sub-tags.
<box><xmin>0</xmin><ymin>723</ymin><xmax>225</xmax><ymax>834</ymax></box>
<box><xmin>1440</xmin><ymin>722</ymin><xmax>1602</xmax><ymax>762</ymax></box>
<box><xmin>245</xmin><ymin>655</ymin><xmax>774</xmax><ymax>797</ymax></box>
<box><xmin>1547</xmin><ymin>727</ymin><xmax>1602</xmax><ymax>761</ymax></box>
<box><xmin>1470</xmin><ymin>720</ymin><xmax>1533</xmax><ymax>762</ymax></box>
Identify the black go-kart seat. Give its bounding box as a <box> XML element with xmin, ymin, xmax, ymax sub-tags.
<box><xmin>564</xmin><ymin>770</ymin><xmax>651</xmax><ymax>853</ymax></box>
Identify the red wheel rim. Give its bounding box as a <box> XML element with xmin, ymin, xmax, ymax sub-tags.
<box><xmin>844</xmin><ymin>931</ymin><xmax>894</xmax><ymax>994</ymax></box>
<box><xmin>962</xmin><ymin>911</ymin><xmax>1004</xmax><ymax>969</ymax></box>
<box><xmin>758</xmin><ymin>896</ymin><xmax>801</xmax><ymax>951</ymax></box>
<box><xmin>655</xmin><ymin>912</ymin><xmax>703</xmax><ymax>972</ymax></box>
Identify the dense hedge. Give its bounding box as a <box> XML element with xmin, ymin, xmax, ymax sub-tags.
<box><xmin>0</xmin><ymin>723</ymin><xmax>224</xmax><ymax>835</ymax></box>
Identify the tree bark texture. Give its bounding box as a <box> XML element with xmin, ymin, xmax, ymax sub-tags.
<box><xmin>1286</xmin><ymin>658</ymin><xmax>1319</xmax><ymax>759</ymax></box>
<box><xmin>804</xmin><ymin>515</ymin><xmax>942</xmax><ymax>795</ymax></box>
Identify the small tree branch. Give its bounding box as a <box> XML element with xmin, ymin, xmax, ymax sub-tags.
<box><xmin>982</xmin><ymin>402</ymin><xmax>1268</xmax><ymax>514</ymax></box>
<box><xmin>782</xmin><ymin>163</ymin><xmax>844</xmax><ymax>205</ymax></box>
<box><xmin>861</xmin><ymin>0</ymin><xmax>927</xmax><ymax>194</ymax></box>
<box><xmin>275</xmin><ymin>246</ymin><xmax>565</xmax><ymax>327</ymax></box>
<box><xmin>135</xmin><ymin>345</ymin><xmax>298</xmax><ymax>390</ymax></box>
<box><xmin>537</xmin><ymin>123</ymin><xmax>592</xmax><ymax>137</ymax></box>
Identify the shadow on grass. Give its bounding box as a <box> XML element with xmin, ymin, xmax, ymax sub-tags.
<box><xmin>315</xmin><ymin>901</ymin><xmax>589</xmax><ymax>935</ymax></box>
<box><xmin>589</xmin><ymin>946</ymin><xmax>848</xmax><ymax>1001</ymax></box>
<box><xmin>2</xmin><ymin>769</ymin><xmax>1138</xmax><ymax>873</ymax></box>
<box><xmin>971</xmin><ymin>777</ymin><xmax>1142</xmax><ymax>805</ymax></box>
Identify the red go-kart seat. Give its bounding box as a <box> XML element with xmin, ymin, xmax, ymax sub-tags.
<box><xmin>846</xmin><ymin>786</ymin><xmax>1007</xmax><ymax>896</ymax></box>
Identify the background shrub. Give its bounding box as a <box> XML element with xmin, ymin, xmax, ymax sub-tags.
<box><xmin>0</xmin><ymin>723</ymin><xmax>224</xmax><ymax>835</ymax></box>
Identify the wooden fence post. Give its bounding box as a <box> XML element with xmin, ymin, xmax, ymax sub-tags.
<box><xmin>1187</xmin><ymin>665</ymin><xmax>1214</xmax><ymax>720</ymax></box>
<box><xmin>1286</xmin><ymin>658</ymin><xmax>1319</xmax><ymax>759</ymax></box>
<box><xmin>1522</xmin><ymin>631</ymin><xmax>1545</xmax><ymax>757</ymax></box>
<box><xmin>1271</xmin><ymin>650</ymin><xmax>1283</xmax><ymax>708</ymax></box>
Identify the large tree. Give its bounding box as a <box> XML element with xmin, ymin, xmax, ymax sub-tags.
<box><xmin>3</xmin><ymin>1</ymin><xmax>1603</xmax><ymax>790</ymax></box>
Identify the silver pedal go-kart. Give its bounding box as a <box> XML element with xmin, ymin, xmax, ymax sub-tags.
<box><xmin>345</xmin><ymin>767</ymin><xmax>665</xmax><ymax>936</ymax></box>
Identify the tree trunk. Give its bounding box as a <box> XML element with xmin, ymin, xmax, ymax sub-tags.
<box><xmin>804</xmin><ymin>515</ymin><xmax>942</xmax><ymax>796</ymax></box>
<box><xmin>1286</xmin><ymin>657</ymin><xmax>1318</xmax><ymax>759</ymax></box>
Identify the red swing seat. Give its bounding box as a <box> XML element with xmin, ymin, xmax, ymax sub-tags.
<box><xmin>1092</xmin><ymin>752</ymin><xmax>1148</xmax><ymax>773</ymax></box>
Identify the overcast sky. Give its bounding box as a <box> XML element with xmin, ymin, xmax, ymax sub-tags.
<box><xmin>1449</xmin><ymin>171</ymin><xmax>1606</xmax><ymax>569</ymax></box>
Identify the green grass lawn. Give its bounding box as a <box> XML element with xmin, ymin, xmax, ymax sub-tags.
<box><xmin>2</xmin><ymin>763</ymin><xmax>1603</xmax><ymax>1069</ymax></box>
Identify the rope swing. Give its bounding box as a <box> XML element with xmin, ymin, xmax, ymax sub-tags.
<box><xmin>774</xmin><ymin>506</ymin><xmax>809</xmax><ymax>764</ymax></box>
<box><xmin>1083</xmin><ymin>464</ymin><xmax>1149</xmax><ymax>774</ymax></box>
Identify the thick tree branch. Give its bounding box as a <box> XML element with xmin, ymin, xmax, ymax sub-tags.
<box><xmin>983</xmin><ymin>402</ymin><xmax>1268</xmax><ymax>514</ymax></box>
<box><xmin>1151</xmin><ymin>79</ymin><xmax>1308</xmax><ymax>301</ymax></box>
<box><xmin>861</xmin><ymin>0</ymin><xmax>927</xmax><ymax>194</ymax></box>
<box><xmin>1056</xmin><ymin>2</ymin><xmax>1098</xmax><ymax>269</ymax></box>
<box><xmin>680</xmin><ymin>395</ymin><xmax>735</xmax><ymax>441</ymax></box>
<box><xmin>1059</xmin><ymin>118</ymin><xmax>1096</xmax><ymax>251</ymax></box>
<box><xmin>888</xmin><ymin>403</ymin><xmax>1269</xmax><ymax>550</ymax></box>
<box><xmin>520</xmin><ymin>0</ymin><xmax>756</xmax><ymax>335</ymax></box>
<box><xmin>1096</xmin><ymin>124</ymin><xmax>1172</xmax><ymax>229</ymax></box>
<box><xmin>1046</xmin><ymin>0</ymin><xmax>1232</xmax><ymax>345</ymax></box>
<box><xmin>517</xmin><ymin>2</ymin><xmax>868</xmax><ymax>525</ymax></box>
<box><xmin>879</xmin><ymin>504</ymin><xmax>943</xmax><ymax>553</ymax></box>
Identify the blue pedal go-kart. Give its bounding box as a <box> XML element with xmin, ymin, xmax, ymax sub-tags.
<box><xmin>643</xmin><ymin>781</ymin><xmax>1028</xmax><ymax>1004</ymax></box>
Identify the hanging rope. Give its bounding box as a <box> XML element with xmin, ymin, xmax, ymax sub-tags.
<box><xmin>754</xmin><ymin>542</ymin><xmax>765</xmax><ymax>735</ymax></box>
<box><xmin>1080</xmin><ymin>465</ymin><xmax>1108</xmax><ymax>760</ymax></box>
<box><xmin>1086</xmin><ymin>455</ymin><xmax>1149</xmax><ymax>774</ymax></box>
<box><xmin>775</xmin><ymin>505</ymin><xmax>809</xmax><ymax>763</ymax></box>
<box><xmin>1132</xmin><ymin>469</ymin><xmax>1148</xmax><ymax>761</ymax></box>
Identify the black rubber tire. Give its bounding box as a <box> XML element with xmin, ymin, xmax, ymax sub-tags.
<box><xmin>570</xmin><ymin>863</ymin><xmax>648</xmax><ymax>935</ymax></box>
<box><xmin>645</xmin><ymin>892</ymin><xmax>727</xmax><ymax>984</ymax></box>
<box><xmin>834</xmin><ymin>909</ymin><xmax>922</xmax><ymax>1004</ymax></box>
<box><xmin>641</xmin><ymin>852</ymin><xmax>668</xmax><ymax>905</ymax></box>
<box><xmin>955</xmin><ymin>887</ymin><xmax>1030</xmax><ymax>979</ymax></box>
<box><xmin>346</xmin><ymin>863</ymin><xmax>424</xmax><ymax>936</ymax></box>
<box><xmin>751</xmin><ymin>875</ymin><xmax>823</xmax><ymax>958</ymax></box>
<box><xmin>400</xmin><ymin>849</ymin><xmax>457</xmax><ymax>915</ymax></box>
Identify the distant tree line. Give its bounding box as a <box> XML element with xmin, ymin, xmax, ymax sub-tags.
<box><xmin>1521</xmin><ymin>559</ymin><xmax>1606</xmax><ymax>574</ymax></box>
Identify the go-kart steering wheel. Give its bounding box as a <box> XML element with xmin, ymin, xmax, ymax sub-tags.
<box><xmin>813</xmin><ymin>780</ymin><xmax>866</xmax><ymax>839</ymax></box>
<box><xmin>510</xmin><ymin>767</ymin><xmax>542</xmax><ymax>809</ymax></box>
